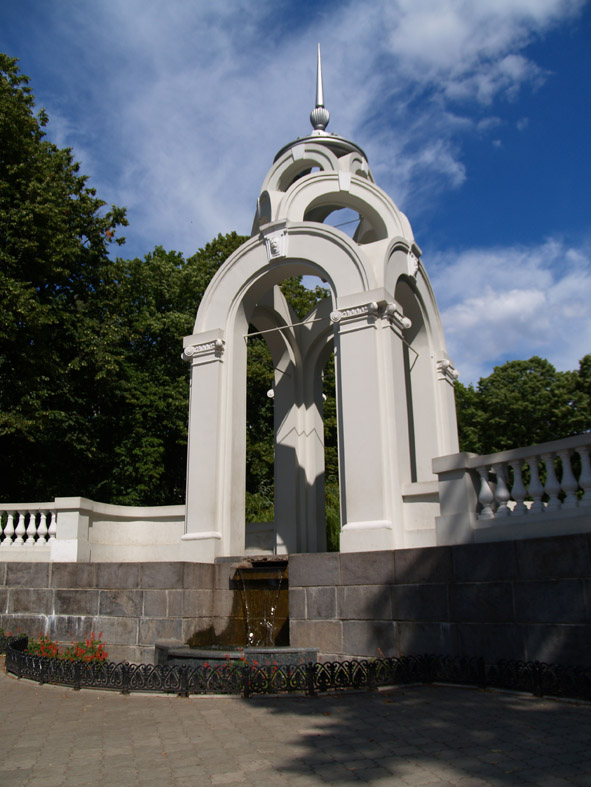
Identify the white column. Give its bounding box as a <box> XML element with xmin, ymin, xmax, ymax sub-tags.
<box><xmin>182</xmin><ymin>330</ymin><xmax>229</xmax><ymax>562</ymax></box>
<box><xmin>273</xmin><ymin>326</ymin><xmax>328</xmax><ymax>554</ymax></box>
<box><xmin>332</xmin><ymin>300</ymin><xmax>406</xmax><ymax>551</ymax></box>
<box><xmin>273</xmin><ymin>351</ymin><xmax>301</xmax><ymax>554</ymax></box>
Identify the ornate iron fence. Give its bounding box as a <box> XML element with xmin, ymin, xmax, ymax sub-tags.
<box><xmin>0</xmin><ymin>631</ymin><xmax>13</xmax><ymax>655</ymax></box>
<box><xmin>5</xmin><ymin>637</ymin><xmax>591</xmax><ymax>701</ymax></box>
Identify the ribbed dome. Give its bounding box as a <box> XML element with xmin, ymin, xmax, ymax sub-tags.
<box><xmin>310</xmin><ymin>104</ymin><xmax>330</xmax><ymax>132</ymax></box>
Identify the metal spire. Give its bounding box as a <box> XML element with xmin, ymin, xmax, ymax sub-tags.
<box><xmin>310</xmin><ymin>44</ymin><xmax>330</xmax><ymax>132</ymax></box>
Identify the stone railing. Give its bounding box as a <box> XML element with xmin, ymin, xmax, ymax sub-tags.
<box><xmin>433</xmin><ymin>433</ymin><xmax>591</xmax><ymax>545</ymax></box>
<box><xmin>0</xmin><ymin>503</ymin><xmax>56</xmax><ymax>561</ymax></box>
<box><xmin>0</xmin><ymin>498</ymin><xmax>186</xmax><ymax>562</ymax></box>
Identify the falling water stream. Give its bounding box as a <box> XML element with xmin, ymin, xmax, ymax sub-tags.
<box><xmin>235</xmin><ymin>558</ymin><xmax>288</xmax><ymax>647</ymax></box>
<box><xmin>237</xmin><ymin>565</ymin><xmax>285</xmax><ymax>647</ymax></box>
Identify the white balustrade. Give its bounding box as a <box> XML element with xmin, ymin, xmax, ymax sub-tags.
<box><xmin>0</xmin><ymin>506</ymin><xmax>56</xmax><ymax>547</ymax></box>
<box><xmin>475</xmin><ymin>442</ymin><xmax>591</xmax><ymax>522</ymax></box>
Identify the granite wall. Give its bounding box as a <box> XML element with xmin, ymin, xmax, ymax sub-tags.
<box><xmin>2</xmin><ymin>532</ymin><xmax>591</xmax><ymax>667</ymax></box>
<box><xmin>289</xmin><ymin>533</ymin><xmax>591</xmax><ymax>667</ymax></box>
<box><xmin>0</xmin><ymin>561</ymin><xmax>253</xmax><ymax>663</ymax></box>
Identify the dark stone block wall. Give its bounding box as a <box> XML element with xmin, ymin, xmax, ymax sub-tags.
<box><xmin>2</xmin><ymin>532</ymin><xmax>591</xmax><ymax>666</ymax></box>
<box><xmin>289</xmin><ymin>533</ymin><xmax>591</xmax><ymax>667</ymax></box>
<box><xmin>0</xmin><ymin>562</ymin><xmax>247</xmax><ymax>663</ymax></box>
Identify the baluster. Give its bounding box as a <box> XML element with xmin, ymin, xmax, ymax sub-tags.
<box><xmin>578</xmin><ymin>448</ymin><xmax>591</xmax><ymax>507</ymax></box>
<box><xmin>48</xmin><ymin>513</ymin><xmax>57</xmax><ymax>539</ymax></box>
<box><xmin>509</xmin><ymin>461</ymin><xmax>527</xmax><ymax>515</ymax></box>
<box><xmin>14</xmin><ymin>512</ymin><xmax>26</xmax><ymax>544</ymax></box>
<box><xmin>492</xmin><ymin>462</ymin><xmax>510</xmax><ymax>517</ymax></box>
<box><xmin>25</xmin><ymin>510</ymin><xmax>38</xmax><ymax>545</ymax></box>
<box><xmin>527</xmin><ymin>458</ymin><xmax>545</xmax><ymax>513</ymax></box>
<box><xmin>556</xmin><ymin>450</ymin><xmax>579</xmax><ymax>509</ymax></box>
<box><xmin>37</xmin><ymin>511</ymin><xmax>49</xmax><ymax>543</ymax></box>
<box><xmin>476</xmin><ymin>467</ymin><xmax>495</xmax><ymax>519</ymax></box>
<box><xmin>2</xmin><ymin>513</ymin><xmax>15</xmax><ymax>546</ymax></box>
<box><xmin>541</xmin><ymin>453</ymin><xmax>561</xmax><ymax>512</ymax></box>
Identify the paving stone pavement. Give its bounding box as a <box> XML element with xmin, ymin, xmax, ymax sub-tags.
<box><xmin>1</xmin><ymin>663</ymin><xmax>591</xmax><ymax>786</ymax></box>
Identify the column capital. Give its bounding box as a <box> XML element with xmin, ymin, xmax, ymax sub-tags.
<box><xmin>330</xmin><ymin>298</ymin><xmax>413</xmax><ymax>333</ymax></box>
<box><xmin>330</xmin><ymin>301</ymin><xmax>379</xmax><ymax>325</ymax></box>
<box><xmin>182</xmin><ymin>329</ymin><xmax>225</xmax><ymax>364</ymax></box>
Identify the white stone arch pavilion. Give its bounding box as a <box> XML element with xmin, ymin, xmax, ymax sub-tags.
<box><xmin>181</xmin><ymin>50</ymin><xmax>459</xmax><ymax>561</ymax></box>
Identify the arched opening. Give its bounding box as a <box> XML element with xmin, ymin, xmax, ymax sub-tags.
<box><xmin>303</xmin><ymin>197</ymin><xmax>387</xmax><ymax>245</ymax></box>
<box><xmin>185</xmin><ymin>226</ymin><xmax>385</xmax><ymax>557</ymax></box>
<box><xmin>244</xmin><ymin>326</ymin><xmax>275</xmax><ymax>527</ymax></box>
<box><xmin>243</xmin><ymin>274</ymin><xmax>336</xmax><ymax>554</ymax></box>
<box><xmin>322</xmin><ymin>207</ymin><xmax>360</xmax><ymax>239</ymax></box>
<box><xmin>278</xmin><ymin>162</ymin><xmax>322</xmax><ymax>192</ymax></box>
<box><xmin>322</xmin><ymin>348</ymin><xmax>340</xmax><ymax>551</ymax></box>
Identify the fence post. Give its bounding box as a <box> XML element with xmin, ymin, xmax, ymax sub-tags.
<box><xmin>39</xmin><ymin>656</ymin><xmax>48</xmax><ymax>686</ymax></box>
<box><xmin>306</xmin><ymin>662</ymin><xmax>316</xmax><ymax>696</ymax></box>
<box><xmin>73</xmin><ymin>661</ymin><xmax>82</xmax><ymax>691</ymax></box>
<box><xmin>532</xmin><ymin>662</ymin><xmax>544</xmax><ymax>698</ymax></box>
<box><xmin>242</xmin><ymin>664</ymin><xmax>251</xmax><ymax>699</ymax></box>
<box><xmin>178</xmin><ymin>665</ymin><xmax>189</xmax><ymax>698</ymax></box>
<box><xmin>121</xmin><ymin>662</ymin><xmax>130</xmax><ymax>695</ymax></box>
<box><xmin>367</xmin><ymin>661</ymin><xmax>376</xmax><ymax>691</ymax></box>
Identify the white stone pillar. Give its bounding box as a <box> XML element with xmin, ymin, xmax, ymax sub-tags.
<box><xmin>273</xmin><ymin>350</ymin><xmax>301</xmax><ymax>554</ymax></box>
<box><xmin>273</xmin><ymin>329</ymin><xmax>327</xmax><ymax>554</ymax></box>
<box><xmin>182</xmin><ymin>329</ymin><xmax>229</xmax><ymax>562</ymax></box>
<box><xmin>332</xmin><ymin>299</ymin><xmax>407</xmax><ymax>552</ymax></box>
<box><xmin>302</xmin><ymin>357</ymin><xmax>328</xmax><ymax>554</ymax></box>
<box><xmin>49</xmin><ymin>497</ymin><xmax>92</xmax><ymax>562</ymax></box>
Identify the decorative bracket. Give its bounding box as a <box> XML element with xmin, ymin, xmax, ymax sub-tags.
<box><xmin>407</xmin><ymin>242</ymin><xmax>422</xmax><ymax>279</ymax></box>
<box><xmin>385</xmin><ymin>303</ymin><xmax>412</xmax><ymax>331</ymax></box>
<box><xmin>437</xmin><ymin>358</ymin><xmax>459</xmax><ymax>384</ymax></box>
<box><xmin>264</xmin><ymin>228</ymin><xmax>288</xmax><ymax>261</ymax></box>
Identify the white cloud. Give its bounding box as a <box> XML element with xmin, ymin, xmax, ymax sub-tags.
<box><xmin>477</xmin><ymin>117</ymin><xmax>502</xmax><ymax>133</ymax></box>
<box><xmin>20</xmin><ymin>0</ymin><xmax>585</xmax><ymax>260</ymax></box>
<box><xmin>429</xmin><ymin>239</ymin><xmax>591</xmax><ymax>384</ymax></box>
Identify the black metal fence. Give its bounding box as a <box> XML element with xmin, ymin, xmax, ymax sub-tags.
<box><xmin>4</xmin><ymin>637</ymin><xmax>591</xmax><ymax>701</ymax></box>
<box><xmin>0</xmin><ymin>631</ymin><xmax>11</xmax><ymax>656</ymax></box>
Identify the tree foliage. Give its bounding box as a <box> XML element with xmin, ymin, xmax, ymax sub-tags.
<box><xmin>456</xmin><ymin>355</ymin><xmax>591</xmax><ymax>454</ymax></box>
<box><xmin>0</xmin><ymin>54</ymin><xmax>127</xmax><ymax>500</ymax></box>
<box><xmin>85</xmin><ymin>234</ymin><xmax>246</xmax><ymax>505</ymax></box>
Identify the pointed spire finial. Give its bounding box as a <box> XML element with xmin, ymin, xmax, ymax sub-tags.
<box><xmin>310</xmin><ymin>44</ymin><xmax>330</xmax><ymax>132</ymax></box>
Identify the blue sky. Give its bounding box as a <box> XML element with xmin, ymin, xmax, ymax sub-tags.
<box><xmin>2</xmin><ymin>0</ymin><xmax>590</xmax><ymax>383</ymax></box>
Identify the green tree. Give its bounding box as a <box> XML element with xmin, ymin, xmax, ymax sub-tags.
<box><xmin>456</xmin><ymin>355</ymin><xmax>591</xmax><ymax>455</ymax></box>
<box><xmin>0</xmin><ymin>54</ymin><xmax>127</xmax><ymax>500</ymax></box>
<box><xmin>82</xmin><ymin>233</ymin><xmax>248</xmax><ymax>505</ymax></box>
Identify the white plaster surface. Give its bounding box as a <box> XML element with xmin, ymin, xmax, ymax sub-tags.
<box><xmin>183</xmin><ymin>125</ymin><xmax>459</xmax><ymax>558</ymax></box>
